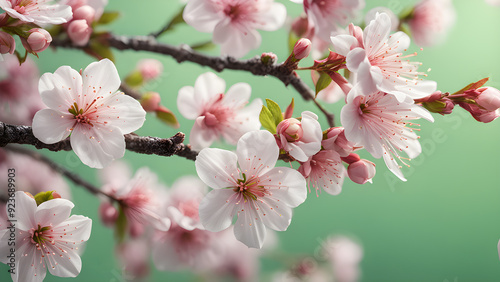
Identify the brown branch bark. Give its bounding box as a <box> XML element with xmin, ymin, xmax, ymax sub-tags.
<box><xmin>0</xmin><ymin>121</ymin><xmax>198</xmax><ymax>161</ymax></box>
<box><xmin>51</xmin><ymin>34</ymin><xmax>335</xmax><ymax>127</ymax></box>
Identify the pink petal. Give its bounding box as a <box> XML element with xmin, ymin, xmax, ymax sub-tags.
<box><xmin>236</xmin><ymin>130</ymin><xmax>278</xmax><ymax>177</ymax></box>
<box><xmin>189</xmin><ymin>117</ymin><xmax>218</xmax><ymax>150</ymax></box>
<box><xmin>152</xmin><ymin>238</ymin><xmax>184</xmax><ymax>271</ymax></box>
<box><xmin>213</xmin><ymin>20</ymin><xmax>262</xmax><ymax>58</ymax></box>
<box><xmin>32</xmin><ymin>109</ymin><xmax>74</xmax><ymax>144</ymax></box>
<box><xmin>183</xmin><ymin>0</ymin><xmax>222</xmax><ymax>33</ymax></box>
<box><xmin>253</xmin><ymin>2</ymin><xmax>286</xmax><ymax>31</ymax></box>
<box><xmin>223</xmin><ymin>82</ymin><xmax>251</xmax><ymax>109</ymax></box>
<box><xmin>177</xmin><ymin>86</ymin><xmax>201</xmax><ymax>120</ymax></box>
<box><xmin>195</xmin><ymin>148</ymin><xmax>239</xmax><ymax>189</ymax></box>
<box><xmin>331</xmin><ymin>35</ymin><xmax>357</xmax><ymax>56</ymax></box>
<box><xmin>199</xmin><ymin>189</ymin><xmax>237</xmax><ymax>232</ymax></box>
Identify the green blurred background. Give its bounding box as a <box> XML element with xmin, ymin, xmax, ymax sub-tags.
<box><xmin>2</xmin><ymin>0</ymin><xmax>500</xmax><ymax>281</ymax></box>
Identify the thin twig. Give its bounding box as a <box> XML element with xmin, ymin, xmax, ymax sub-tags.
<box><xmin>4</xmin><ymin>145</ymin><xmax>119</xmax><ymax>202</ymax></box>
<box><xmin>51</xmin><ymin>35</ymin><xmax>336</xmax><ymax>127</ymax></box>
<box><xmin>0</xmin><ymin>121</ymin><xmax>198</xmax><ymax>161</ymax></box>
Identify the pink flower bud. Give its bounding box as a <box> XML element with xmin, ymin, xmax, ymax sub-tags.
<box><xmin>25</xmin><ymin>28</ymin><xmax>52</xmax><ymax>53</ymax></box>
<box><xmin>68</xmin><ymin>19</ymin><xmax>92</xmax><ymax>46</ymax></box>
<box><xmin>73</xmin><ymin>5</ymin><xmax>96</xmax><ymax>24</ymax></box>
<box><xmin>348</xmin><ymin>159</ymin><xmax>376</xmax><ymax>184</ymax></box>
<box><xmin>261</xmin><ymin>52</ymin><xmax>277</xmax><ymax>65</ymax></box>
<box><xmin>460</xmin><ymin>102</ymin><xmax>500</xmax><ymax>123</ymax></box>
<box><xmin>0</xmin><ymin>31</ymin><xmax>16</xmax><ymax>54</ymax></box>
<box><xmin>293</xmin><ymin>38</ymin><xmax>312</xmax><ymax>60</ymax></box>
<box><xmin>322</xmin><ymin>127</ymin><xmax>354</xmax><ymax>157</ymax></box>
<box><xmin>140</xmin><ymin>92</ymin><xmax>161</xmax><ymax>112</ymax></box>
<box><xmin>277</xmin><ymin>118</ymin><xmax>303</xmax><ymax>142</ymax></box>
<box><xmin>291</xmin><ymin>16</ymin><xmax>311</xmax><ymax>37</ymax></box>
<box><xmin>341</xmin><ymin>153</ymin><xmax>360</xmax><ymax>165</ymax></box>
<box><xmin>137</xmin><ymin>59</ymin><xmax>163</xmax><ymax>81</ymax></box>
<box><xmin>475</xmin><ymin>87</ymin><xmax>500</xmax><ymax>111</ymax></box>
<box><xmin>99</xmin><ymin>202</ymin><xmax>119</xmax><ymax>226</ymax></box>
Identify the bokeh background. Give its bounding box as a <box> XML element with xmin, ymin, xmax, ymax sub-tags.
<box><xmin>2</xmin><ymin>0</ymin><xmax>500</xmax><ymax>281</ymax></box>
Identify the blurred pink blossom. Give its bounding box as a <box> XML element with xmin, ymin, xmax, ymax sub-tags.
<box><xmin>408</xmin><ymin>0</ymin><xmax>456</xmax><ymax>47</ymax></box>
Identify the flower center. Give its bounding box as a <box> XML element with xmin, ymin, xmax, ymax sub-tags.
<box><xmin>13</xmin><ymin>0</ymin><xmax>34</xmax><ymax>13</ymax></box>
<box><xmin>68</xmin><ymin>102</ymin><xmax>94</xmax><ymax>126</ymax></box>
<box><xmin>30</xmin><ymin>224</ymin><xmax>54</xmax><ymax>248</ymax></box>
<box><xmin>233</xmin><ymin>173</ymin><xmax>268</xmax><ymax>201</ymax></box>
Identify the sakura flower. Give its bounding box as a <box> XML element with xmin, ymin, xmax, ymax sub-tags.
<box><xmin>195</xmin><ymin>130</ymin><xmax>307</xmax><ymax>248</ymax></box>
<box><xmin>0</xmin><ymin>191</ymin><xmax>92</xmax><ymax>282</ymax></box>
<box><xmin>183</xmin><ymin>0</ymin><xmax>286</xmax><ymax>58</ymax></box>
<box><xmin>340</xmin><ymin>87</ymin><xmax>434</xmax><ymax>181</ymax></box>
<box><xmin>304</xmin><ymin>0</ymin><xmax>365</xmax><ymax>41</ymax></box>
<box><xmin>116</xmin><ymin>238</ymin><xmax>151</xmax><ymax>280</ymax></box>
<box><xmin>322</xmin><ymin>236</ymin><xmax>363</xmax><ymax>282</ymax></box>
<box><xmin>0</xmin><ymin>0</ymin><xmax>73</xmax><ymax>25</ymax></box>
<box><xmin>298</xmin><ymin>150</ymin><xmax>346</xmax><ymax>196</ymax></box>
<box><xmin>152</xmin><ymin>176</ymin><xmax>226</xmax><ymax>271</ymax></box>
<box><xmin>177</xmin><ymin>72</ymin><xmax>262</xmax><ymax>150</ymax></box>
<box><xmin>32</xmin><ymin>59</ymin><xmax>147</xmax><ymax>168</ymax></box>
<box><xmin>276</xmin><ymin>111</ymin><xmax>322</xmax><ymax>162</ymax></box>
<box><xmin>331</xmin><ymin>13</ymin><xmax>437</xmax><ymax>102</ymax></box>
<box><xmin>407</xmin><ymin>0</ymin><xmax>456</xmax><ymax>47</ymax></box>
<box><xmin>101</xmin><ymin>167</ymin><xmax>171</xmax><ymax>236</ymax></box>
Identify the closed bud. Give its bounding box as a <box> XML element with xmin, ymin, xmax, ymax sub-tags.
<box><xmin>137</xmin><ymin>59</ymin><xmax>163</xmax><ymax>81</ymax></box>
<box><xmin>261</xmin><ymin>52</ymin><xmax>277</xmax><ymax>65</ymax></box>
<box><xmin>73</xmin><ymin>5</ymin><xmax>96</xmax><ymax>24</ymax></box>
<box><xmin>99</xmin><ymin>202</ymin><xmax>119</xmax><ymax>226</ymax></box>
<box><xmin>348</xmin><ymin>159</ymin><xmax>376</xmax><ymax>184</ymax></box>
<box><xmin>277</xmin><ymin>118</ymin><xmax>303</xmax><ymax>142</ymax></box>
<box><xmin>293</xmin><ymin>38</ymin><xmax>312</xmax><ymax>60</ymax></box>
<box><xmin>68</xmin><ymin>19</ymin><xmax>92</xmax><ymax>46</ymax></box>
<box><xmin>0</xmin><ymin>31</ymin><xmax>15</xmax><ymax>55</ymax></box>
<box><xmin>25</xmin><ymin>28</ymin><xmax>52</xmax><ymax>53</ymax></box>
<box><xmin>322</xmin><ymin>127</ymin><xmax>354</xmax><ymax>157</ymax></box>
<box><xmin>475</xmin><ymin>87</ymin><xmax>500</xmax><ymax>111</ymax></box>
<box><xmin>291</xmin><ymin>16</ymin><xmax>311</xmax><ymax>37</ymax></box>
<box><xmin>140</xmin><ymin>92</ymin><xmax>161</xmax><ymax>112</ymax></box>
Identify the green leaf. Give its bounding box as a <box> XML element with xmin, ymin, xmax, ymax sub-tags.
<box><xmin>156</xmin><ymin>108</ymin><xmax>180</xmax><ymax>128</ymax></box>
<box><xmin>315</xmin><ymin>72</ymin><xmax>332</xmax><ymax>98</ymax></box>
<box><xmin>34</xmin><ymin>191</ymin><xmax>56</xmax><ymax>206</ymax></box>
<box><xmin>259</xmin><ymin>106</ymin><xmax>277</xmax><ymax>134</ymax></box>
<box><xmin>452</xmin><ymin>78</ymin><xmax>489</xmax><ymax>95</ymax></box>
<box><xmin>115</xmin><ymin>205</ymin><xmax>127</xmax><ymax>242</ymax></box>
<box><xmin>96</xmin><ymin>11</ymin><xmax>120</xmax><ymax>25</ymax></box>
<box><xmin>265</xmin><ymin>99</ymin><xmax>283</xmax><ymax>126</ymax></box>
<box><xmin>124</xmin><ymin>71</ymin><xmax>144</xmax><ymax>88</ymax></box>
<box><xmin>288</xmin><ymin>31</ymin><xmax>299</xmax><ymax>54</ymax></box>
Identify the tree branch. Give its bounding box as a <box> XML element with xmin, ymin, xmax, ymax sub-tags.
<box><xmin>4</xmin><ymin>145</ymin><xmax>118</xmax><ymax>202</ymax></box>
<box><xmin>0</xmin><ymin>121</ymin><xmax>198</xmax><ymax>161</ymax></box>
<box><xmin>51</xmin><ymin>34</ymin><xmax>335</xmax><ymax>127</ymax></box>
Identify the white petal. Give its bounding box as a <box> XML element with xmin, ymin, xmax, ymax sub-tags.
<box><xmin>183</xmin><ymin>0</ymin><xmax>222</xmax><ymax>32</ymax></box>
<box><xmin>257</xmin><ymin>198</ymin><xmax>292</xmax><ymax>231</ymax></box>
<box><xmin>32</xmin><ymin>109</ymin><xmax>74</xmax><ymax>144</ymax></box>
<box><xmin>54</xmin><ymin>215</ymin><xmax>92</xmax><ymax>243</ymax></box>
<box><xmin>28</xmin><ymin>4</ymin><xmax>73</xmax><ymax>25</ymax></box>
<box><xmin>214</xmin><ymin>20</ymin><xmax>261</xmax><ymax>58</ymax></box>
<box><xmin>177</xmin><ymin>86</ymin><xmax>202</xmax><ymax>120</ymax></box>
<box><xmin>35</xmin><ymin>198</ymin><xmax>74</xmax><ymax>227</ymax></box>
<box><xmin>287</xmin><ymin>142</ymin><xmax>308</xmax><ymax>162</ymax></box>
<box><xmin>199</xmin><ymin>189</ymin><xmax>237</xmax><ymax>232</ymax></box>
<box><xmin>193</xmin><ymin>72</ymin><xmax>226</xmax><ymax>105</ymax></box>
<box><xmin>346</xmin><ymin>48</ymin><xmax>367</xmax><ymax>73</ymax></box>
<box><xmin>364</xmin><ymin>13</ymin><xmax>392</xmax><ymax>56</ymax></box>
<box><xmin>70</xmin><ymin>124</ymin><xmax>125</xmax><ymax>168</ymax></box>
<box><xmin>94</xmin><ymin>92</ymin><xmax>146</xmax><ymax>134</ymax></box>
<box><xmin>253</xmin><ymin>3</ymin><xmax>286</xmax><ymax>31</ymax></box>
<box><xmin>223</xmin><ymin>82</ymin><xmax>251</xmax><ymax>109</ymax></box>
<box><xmin>46</xmin><ymin>244</ymin><xmax>82</xmax><ymax>277</ymax></box>
<box><xmin>383</xmin><ymin>149</ymin><xmax>407</xmax><ymax>181</ymax></box>
<box><xmin>331</xmin><ymin>35</ymin><xmax>357</xmax><ymax>56</ymax></box>
<box><xmin>82</xmin><ymin>59</ymin><xmax>120</xmax><ymax>100</ymax></box>
<box><xmin>13</xmin><ymin>191</ymin><xmax>37</xmax><ymax>231</ymax></box>
<box><xmin>13</xmin><ymin>242</ymin><xmax>46</xmax><ymax>282</ymax></box>
<box><xmin>237</xmin><ymin>130</ymin><xmax>278</xmax><ymax>177</ymax></box>
<box><xmin>233</xmin><ymin>201</ymin><xmax>266</xmax><ymax>249</ymax></box>
<box><xmin>39</xmin><ymin>66</ymin><xmax>82</xmax><ymax>111</ymax></box>
<box><xmin>387</xmin><ymin>31</ymin><xmax>410</xmax><ymax>53</ymax></box>
<box><xmin>300</xmin><ymin>111</ymin><xmax>322</xmax><ymax>143</ymax></box>
<box><xmin>195</xmin><ymin>148</ymin><xmax>239</xmax><ymax>189</ymax></box>
<box><xmin>262</xmin><ymin>167</ymin><xmax>307</xmax><ymax>207</ymax></box>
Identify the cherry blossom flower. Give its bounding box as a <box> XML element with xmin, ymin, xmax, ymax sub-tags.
<box><xmin>116</xmin><ymin>238</ymin><xmax>150</xmax><ymax>280</ymax></box>
<box><xmin>152</xmin><ymin>176</ymin><xmax>227</xmax><ymax>271</ymax></box>
<box><xmin>298</xmin><ymin>150</ymin><xmax>346</xmax><ymax>196</ymax></box>
<box><xmin>0</xmin><ymin>54</ymin><xmax>44</xmax><ymax>126</ymax></box>
<box><xmin>195</xmin><ymin>130</ymin><xmax>307</xmax><ymax>248</ymax></box>
<box><xmin>340</xmin><ymin>87</ymin><xmax>434</xmax><ymax>181</ymax></box>
<box><xmin>101</xmin><ymin>167</ymin><xmax>171</xmax><ymax>236</ymax></box>
<box><xmin>331</xmin><ymin>13</ymin><xmax>437</xmax><ymax>102</ymax></box>
<box><xmin>183</xmin><ymin>0</ymin><xmax>286</xmax><ymax>58</ymax></box>
<box><xmin>304</xmin><ymin>0</ymin><xmax>365</xmax><ymax>41</ymax></box>
<box><xmin>177</xmin><ymin>72</ymin><xmax>262</xmax><ymax>150</ymax></box>
<box><xmin>32</xmin><ymin>59</ymin><xmax>147</xmax><ymax>168</ymax></box>
<box><xmin>0</xmin><ymin>0</ymin><xmax>73</xmax><ymax>25</ymax></box>
<box><xmin>322</xmin><ymin>236</ymin><xmax>363</xmax><ymax>282</ymax></box>
<box><xmin>407</xmin><ymin>0</ymin><xmax>456</xmax><ymax>47</ymax></box>
<box><xmin>276</xmin><ymin>111</ymin><xmax>322</xmax><ymax>162</ymax></box>
<box><xmin>0</xmin><ymin>191</ymin><xmax>92</xmax><ymax>282</ymax></box>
